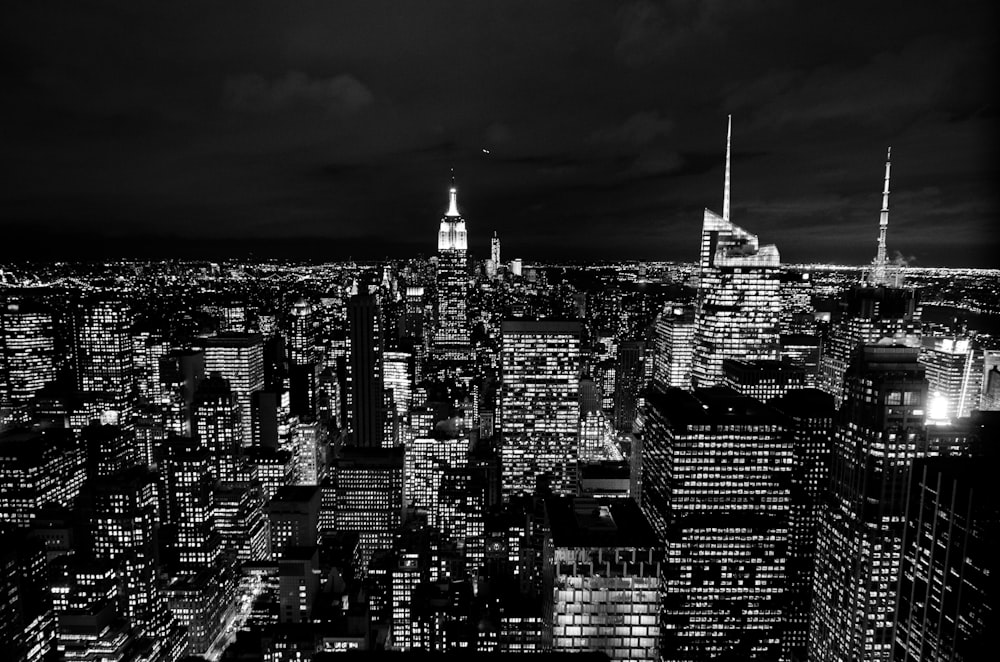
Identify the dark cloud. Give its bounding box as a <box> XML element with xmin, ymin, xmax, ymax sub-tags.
<box><xmin>223</xmin><ymin>72</ymin><xmax>373</xmax><ymax>114</ymax></box>
<box><xmin>0</xmin><ymin>0</ymin><xmax>996</xmax><ymax>266</ymax></box>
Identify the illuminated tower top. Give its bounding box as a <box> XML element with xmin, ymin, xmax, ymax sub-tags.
<box><xmin>868</xmin><ymin>147</ymin><xmax>892</xmax><ymax>286</ymax></box>
<box><xmin>438</xmin><ymin>171</ymin><xmax>467</xmax><ymax>251</ymax></box>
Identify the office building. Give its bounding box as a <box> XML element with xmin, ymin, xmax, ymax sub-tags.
<box><xmin>325</xmin><ymin>446</ymin><xmax>403</xmax><ymax>573</ymax></box>
<box><xmin>640</xmin><ymin>387</ymin><xmax>791</xmax><ymax>660</ymax></box>
<box><xmin>542</xmin><ymin>496</ymin><xmax>662</xmax><ymax>661</ymax></box>
<box><xmin>348</xmin><ymin>293</ymin><xmax>385</xmax><ymax>447</ymax></box>
<box><xmin>613</xmin><ymin>340</ymin><xmax>645</xmax><ymax>433</ymax></box>
<box><xmin>722</xmin><ymin>358</ymin><xmax>806</xmax><ymax>402</ymax></box>
<box><xmin>500</xmin><ymin>320</ymin><xmax>581</xmax><ymax>497</ymax></box>
<box><xmin>918</xmin><ymin>337</ymin><xmax>983</xmax><ymax>421</ymax></box>
<box><xmin>75</xmin><ymin>297</ymin><xmax>135</xmax><ymax>419</ymax></box>
<box><xmin>202</xmin><ymin>333</ymin><xmax>265</xmax><ymax>447</ymax></box>
<box><xmin>810</xmin><ymin>345</ymin><xmax>931</xmax><ymax>661</ymax></box>
<box><xmin>692</xmin><ymin>118</ymin><xmax>781</xmax><ymax>386</ymax></box>
<box><xmin>769</xmin><ymin>389</ymin><xmax>835</xmax><ymax>662</ymax></box>
<box><xmin>193</xmin><ymin>373</ymin><xmax>243</xmax><ymax>483</ymax></box>
<box><xmin>893</xmin><ymin>446</ymin><xmax>998</xmax><ymax>661</ymax></box>
<box><xmin>1</xmin><ymin>300</ymin><xmax>57</xmax><ymax>407</ymax></box>
<box><xmin>652</xmin><ymin>303</ymin><xmax>695</xmax><ymax>391</ymax></box>
<box><xmin>0</xmin><ymin>427</ymin><xmax>84</xmax><ymax>528</ymax></box>
<box><xmin>433</xmin><ymin>178</ymin><xmax>471</xmax><ymax>362</ymax></box>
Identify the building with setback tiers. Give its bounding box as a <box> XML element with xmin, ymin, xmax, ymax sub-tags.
<box><xmin>692</xmin><ymin>118</ymin><xmax>781</xmax><ymax>386</ymax></box>
<box><xmin>639</xmin><ymin>387</ymin><xmax>791</xmax><ymax>660</ymax></box>
<box><xmin>810</xmin><ymin>345</ymin><xmax>935</xmax><ymax>662</ymax></box>
<box><xmin>500</xmin><ymin>320</ymin><xmax>581</xmax><ymax>498</ymax></box>
<box><xmin>433</xmin><ymin>178</ymin><xmax>471</xmax><ymax>363</ymax></box>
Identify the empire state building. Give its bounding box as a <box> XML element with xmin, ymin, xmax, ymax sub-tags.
<box><xmin>433</xmin><ymin>177</ymin><xmax>471</xmax><ymax>362</ymax></box>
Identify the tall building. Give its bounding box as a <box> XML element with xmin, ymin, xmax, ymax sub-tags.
<box><xmin>1</xmin><ymin>300</ymin><xmax>57</xmax><ymax>407</ymax></box>
<box><xmin>162</xmin><ymin>447</ymin><xmax>220</xmax><ymax>570</ymax></box>
<box><xmin>918</xmin><ymin>337</ymin><xmax>983</xmax><ymax>421</ymax></box>
<box><xmin>490</xmin><ymin>230</ymin><xmax>501</xmax><ymax>279</ymax></box>
<box><xmin>192</xmin><ymin>373</ymin><xmax>243</xmax><ymax>483</ymax></box>
<box><xmin>809</xmin><ymin>345</ymin><xmax>930</xmax><ymax>662</ymax></box>
<box><xmin>268</xmin><ymin>485</ymin><xmax>320</xmax><ymax>559</ymax></box>
<box><xmin>722</xmin><ymin>358</ymin><xmax>806</xmax><ymax>402</ymax></box>
<box><xmin>640</xmin><ymin>387</ymin><xmax>791</xmax><ymax>660</ymax></box>
<box><xmin>893</xmin><ymin>443</ymin><xmax>998</xmax><ymax>662</ymax></box>
<box><xmin>325</xmin><ymin>446</ymin><xmax>403</xmax><ymax>573</ymax></box>
<box><xmin>405</xmin><ymin>434</ymin><xmax>469</xmax><ymax>528</ymax></box>
<box><xmin>383</xmin><ymin>350</ymin><xmax>412</xmax><ymax>419</ymax></box>
<box><xmin>75</xmin><ymin>297</ymin><xmax>135</xmax><ymax>419</ymax></box>
<box><xmin>0</xmin><ymin>427</ymin><xmax>84</xmax><ymax>528</ymax></box>
<box><xmin>542</xmin><ymin>496</ymin><xmax>662</xmax><ymax>661</ymax></box>
<box><xmin>89</xmin><ymin>468</ymin><xmax>169</xmax><ymax>641</ymax></box>
<box><xmin>652</xmin><ymin>303</ymin><xmax>695</xmax><ymax>391</ymax></box>
<box><xmin>768</xmin><ymin>388</ymin><xmax>835</xmax><ymax>662</ymax></box>
<box><xmin>348</xmin><ymin>293</ymin><xmax>385</xmax><ymax>447</ymax></box>
<box><xmin>982</xmin><ymin>349</ymin><xmax>1000</xmax><ymax>410</ymax></box>
<box><xmin>433</xmin><ymin>177</ymin><xmax>471</xmax><ymax>362</ymax></box>
<box><xmin>692</xmin><ymin>118</ymin><xmax>781</xmax><ymax>386</ymax></box>
<box><xmin>202</xmin><ymin>333</ymin><xmax>264</xmax><ymax>447</ymax></box>
<box><xmin>500</xmin><ymin>320</ymin><xmax>581</xmax><ymax>498</ymax></box>
<box><xmin>613</xmin><ymin>340</ymin><xmax>645</xmax><ymax>433</ymax></box>
<box><xmin>819</xmin><ymin>286</ymin><xmax>921</xmax><ymax>406</ymax></box>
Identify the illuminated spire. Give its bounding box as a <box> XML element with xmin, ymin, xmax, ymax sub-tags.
<box><xmin>723</xmin><ymin>114</ymin><xmax>732</xmax><ymax>223</ymax></box>
<box><xmin>869</xmin><ymin>147</ymin><xmax>891</xmax><ymax>286</ymax></box>
<box><xmin>445</xmin><ymin>169</ymin><xmax>460</xmax><ymax>217</ymax></box>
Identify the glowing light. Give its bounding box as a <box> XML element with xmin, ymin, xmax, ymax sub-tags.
<box><xmin>927</xmin><ymin>391</ymin><xmax>949</xmax><ymax>423</ymax></box>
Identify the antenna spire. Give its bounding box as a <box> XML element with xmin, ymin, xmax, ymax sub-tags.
<box><xmin>869</xmin><ymin>147</ymin><xmax>892</xmax><ymax>286</ymax></box>
<box><xmin>446</xmin><ymin>169</ymin><xmax>460</xmax><ymax>217</ymax></box>
<box><xmin>723</xmin><ymin>115</ymin><xmax>732</xmax><ymax>222</ymax></box>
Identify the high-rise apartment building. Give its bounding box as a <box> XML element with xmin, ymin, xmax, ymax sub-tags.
<box><xmin>692</xmin><ymin>118</ymin><xmax>781</xmax><ymax>386</ymax></box>
<box><xmin>500</xmin><ymin>320</ymin><xmax>581</xmax><ymax>498</ymax></box>
<box><xmin>202</xmin><ymin>333</ymin><xmax>264</xmax><ymax>447</ymax></box>
<box><xmin>433</xmin><ymin>178</ymin><xmax>471</xmax><ymax>362</ymax></box>
<box><xmin>640</xmin><ymin>387</ymin><xmax>791</xmax><ymax>660</ymax></box>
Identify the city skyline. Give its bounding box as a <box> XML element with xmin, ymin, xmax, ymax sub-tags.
<box><xmin>1</xmin><ymin>1</ymin><xmax>996</xmax><ymax>267</ymax></box>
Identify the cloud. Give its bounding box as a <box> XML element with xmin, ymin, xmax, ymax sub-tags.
<box><xmin>223</xmin><ymin>71</ymin><xmax>373</xmax><ymax>114</ymax></box>
<box><xmin>592</xmin><ymin>111</ymin><xmax>675</xmax><ymax>146</ymax></box>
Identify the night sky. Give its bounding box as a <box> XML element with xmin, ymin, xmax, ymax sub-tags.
<box><xmin>1</xmin><ymin>1</ymin><xmax>997</xmax><ymax>266</ymax></box>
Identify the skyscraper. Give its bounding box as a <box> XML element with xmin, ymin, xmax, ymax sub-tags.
<box><xmin>500</xmin><ymin>320</ymin><xmax>581</xmax><ymax>498</ymax></box>
<box><xmin>692</xmin><ymin>118</ymin><xmax>781</xmax><ymax>386</ymax></box>
<box><xmin>918</xmin><ymin>337</ymin><xmax>983</xmax><ymax>421</ymax></box>
<box><xmin>348</xmin><ymin>292</ymin><xmax>386</xmax><ymax>447</ymax></box>
<box><xmin>652</xmin><ymin>303</ymin><xmax>695</xmax><ymax>391</ymax></box>
<box><xmin>1</xmin><ymin>300</ymin><xmax>57</xmax><ymax>407</ymax></box>
<box><xmin>202</xmin><ymin>333</ymin><xmax>264</xmax><ymax>447</ymax></box>
<box><xmin>542</xmin><ymin>496</ymin><xmax>662</xmax><ymax>661</ymax></box>
<box><xmin>810</xmin><ymin>345</ymin><xmax>930</xmax><ymax>662</ymax></box>
<box><xmin>490</xmin><ymin>230</ymin><xmax>501</xmax><ymax>279</ymax></box>
<box><xmin>613</xmin><ymin>339</ymin><xmax>645</xmax><ymax>432</ymax></box>
<box><xmin>893</xmin><ymin>443</ymin><xmax>998</xmax><ymax>661</ymax></box>
<box><xmin>75</xmin><ymin>296</ymin><xmax>135</xmax><ymax>419</ymax></box>
<box><xmin>769</xmin><ymin>388</ymin><xmax>835</xmax><ymax>662</ymax></box>
<box><xmin>193</xmin><ymin>373</ymin><xmax>243</xmax><ymax>483</ymax></box>
<box><xmin>640</xmin><ymin>387</ymin><xmax>791</xmax><ymax>660</ymax></box>
<box><xmin>433</xmin><ymin>176</ymin><xmax>471</xmax><ymax>362</ymax></box>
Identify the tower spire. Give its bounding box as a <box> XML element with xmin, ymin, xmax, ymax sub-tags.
<box><xmin>722</xmin><ymin>114</ymin><xmax>732</xmax><ymax>223</ymax></box>
<box><xmin>446</xmin><ymin>169</ymin><xmax>460</xmax><ymax>217</ymax></box>
<box><xmin>870</xmin><ymin>147</ymin><xmax>891</xmax><ymax>285</ymax></box>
